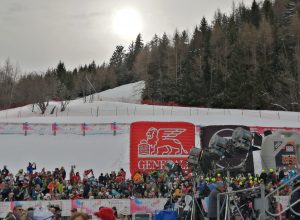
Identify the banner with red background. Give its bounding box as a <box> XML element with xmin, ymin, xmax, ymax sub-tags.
<box><xmin>249</xmin><ymin>126</ymin><xmax>300</xmax><ymax>134</ymax></box>
<box><xmin>130</xmin><ymin>122</ymin><xmax>195</xmax><ymax>175</ymax></box>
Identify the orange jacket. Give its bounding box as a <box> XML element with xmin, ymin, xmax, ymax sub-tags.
<box><xmin>132</xmin><ymin>173</ymin><xmax>143</xmax><ymax>183</ymax></box>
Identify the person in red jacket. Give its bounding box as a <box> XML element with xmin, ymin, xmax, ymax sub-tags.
<box><xmin>119</xmin><ymin>168</ymin><xmax>126</xmax><ymax>178</ymax></box>
<box><xmin>70</xmin><ymin>172</ymin><xmax>81</xmax><ymax>184</ymax></box>
<box><xmin>94</xmin><ymin>207</ymin><xmax>115</xmax><ymax>220</ymax></box>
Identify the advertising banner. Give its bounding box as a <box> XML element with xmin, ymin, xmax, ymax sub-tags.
<box><xmin>0</xmin><ymin>123</ymin><xmax>23</xmax><ymax>134</ymax></box>
<box><xmin>250</xmin><ymin>126</ymin><xmax>300</xmax><ymax>135</ymax></box>
<box><xmin>130</xmin><ymin>122</ymin><xmax>195</xmax><ymax>175</ymax></box>
<box><xmin>275</xmin><ymin>141</ymin><xmax>298</xmax><ymax>169</ymax></box>
<box><xmin>0</xmin><ymin>198</ymin><xmax>167</xmax><ymax>218</ymax></box>
<box><xmin>200</xmin><ymin>125</ymin><xmax>254</xmax><ymax>173</ymax></box>
<box><xmin>130</xmin><ymin>198</ymin><xmax>168</xmax><ymax>214</ymax></box>
<box><xmin>0</xmin><ymin>123</ymin><xmax>130</xmax><ymax>135</ymax></box>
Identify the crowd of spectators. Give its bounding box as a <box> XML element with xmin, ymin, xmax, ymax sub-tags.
<box><xmin>198</xmin><ymin>168</ymin><xmax>299</xmax><ymax>198</ymax></box>
<box><xmin>1</xmin><ymin>163</ymin><xmax>300</xmax><ymax>220</ymax></box>
<box><xmin>0</xmin><ymin>163</ymin><xmax>194</xmax><ymax>201</ymax></box>
<box><xmin>0</xmin><ymin>163</ymin><xmax>298</xmax><ymax>202</ymax></box>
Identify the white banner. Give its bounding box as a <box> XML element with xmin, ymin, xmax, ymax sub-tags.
<box><xmin>0</xmin><ymin>123</ymin><xmax>130</xmax><ymax>135</ymax></box>
<box><xmin>0</xmin><ymin>123</ymin><xmax>23</xmax><ymax>134</ymax></box>
<box><xmin>275</xmin><ymin>196</ymin><xmax>289</xmax><ymax>210</ymax></box>
<box><xmin>0</xmin><ymin>198</ymin><xmax>167</xmax><ymax>218</ymax></box>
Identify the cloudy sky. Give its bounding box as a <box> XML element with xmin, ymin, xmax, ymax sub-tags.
<box><xmin>0</xmin><ymin>0</ymin><xmax>254</xmax><ymax>73</ymax></box>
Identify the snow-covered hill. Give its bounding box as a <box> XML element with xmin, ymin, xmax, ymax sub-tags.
<box><xmin>0</xmin><ymin>81</ymin><xmax>145</xmax><ymax>122</ymax></box>
<box><xmin>0</xmin><ymin>81</ymin><xmax>300</xmax><ymax>176</ymax></box>
<box><xmin>0</xmin><ymin>80</ymin><xmax>300</xmax><ymax>127</ymax></box>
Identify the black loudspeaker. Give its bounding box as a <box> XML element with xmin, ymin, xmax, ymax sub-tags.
<box><xmin>264</xmin><ymin>130</ymin><xmax>272</xmax><ymax>136</ymax></box>
<box><xmin>187</xmin><ymin>147</ymin><xmax>202</xmax><ymax>166</ymax></box>
<box><xmin>253</xmin><ymin>133</ymin><xmax>262</xmax><ymax>148</ymax></box>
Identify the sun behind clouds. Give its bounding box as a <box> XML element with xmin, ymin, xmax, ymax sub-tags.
<box><xmin>112</xmin><ymin>8</ymin><xmax>142</xmax><ymax>39</ymax></box>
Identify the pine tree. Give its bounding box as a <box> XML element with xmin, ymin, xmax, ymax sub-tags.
<box><xmin>109</xmin><ymin>45</ymin><xmax>126</xmax><ymax>85</ymax></box>
<box><xmin>251</xmin><ymin>0</ymin><xmax>261</xmax><ymax>27</ymax></box>
<box><xmin>134</xmin><ymin>33</ymin><xmax>144</xmax><ymax>57</ymax></box>
<box><xmin>158</xmin><ymin>33</ymin><xmax>173</xmax><ymax>102</ymax></box>
<box><xmin>262</xmin><ymin>0</ymin><xmax>274</xmax><ymax>21</ymax></box>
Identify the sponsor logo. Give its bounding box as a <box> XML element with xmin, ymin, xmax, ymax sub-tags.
<box><xmin>130</xmin><ymin>122</ymin><xmax>195</xmax><ymax>174</ymax></box>
<box><xmin>137</xmin><ymin>127</ymin><xmax>188</xmax><ymax>158</ymax></box>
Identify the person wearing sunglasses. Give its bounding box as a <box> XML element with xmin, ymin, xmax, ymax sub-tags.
<box><xmin>5</xmin><ymin>205</ymin><xmax>24</xmax><ymax>220</ymax></box>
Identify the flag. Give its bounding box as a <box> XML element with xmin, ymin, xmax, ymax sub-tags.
<box><xmin>52</xmin><ymin>123</ymin><xmax>60</xmax><ymax>132</ymax></box>
<box><xmin>22</xmin><ymin>123</ymin><xmax>32</xmax><ymax>131</ymax></box>
<box><xmin>111</xmin><ymin>123</ymin><xmax>120</xmax><ymax>131</ymax></box>
<box><xmin>80</xmin><ymin>123</ymin><xmax>92</xmax><ymax>131</ymax></box>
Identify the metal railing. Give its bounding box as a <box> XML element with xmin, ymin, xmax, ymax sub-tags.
<box><xmin>210</xmin><ymin>174</ymin><xmax>300</xmax><ymax>220</ymax></box>
<box><xmin>264</xmin><ymin>173</ymin><xmax>300</xmax><ymax>218</ymax></box>
<box><xmin>217</xmin><ymin>186</ymin><xmax>263</xmax><ymax>220</ymax></box>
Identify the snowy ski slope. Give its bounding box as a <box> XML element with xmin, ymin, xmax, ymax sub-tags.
<box><xmin>0</xmin><ymin>81</ymin><xmax>299</xmax><ymax>176</ymax></box>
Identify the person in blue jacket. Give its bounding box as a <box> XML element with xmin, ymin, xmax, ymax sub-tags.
<box><xmin>27</xmin><ymin>162</ymin><xmax>36</xmax><ymax>174</ymax></box>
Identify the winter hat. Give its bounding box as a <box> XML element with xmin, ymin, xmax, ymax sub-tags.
<box><xmin>33</xmin><ymin>207</ymin><xmax>53</xmax><ymax>220</ymax></box>
<box><xmin>94</xmin><ymin>207</ymin><xmax>115</xmax><ymax>220</ymax></box>
<box><xmin>119</xmin><ymin>206</ymin><xmax>130</xmax><ymax>216</ymax></box>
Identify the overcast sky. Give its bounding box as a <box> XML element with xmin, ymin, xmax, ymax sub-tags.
<box><xmin>0</xmin><ymin>0</ymin><xmax>254</xmax><ymax>73</ymax></box>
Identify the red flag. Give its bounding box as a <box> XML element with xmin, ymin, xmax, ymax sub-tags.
<box><xmin>52</xmin><ymin>123</ymin><xmax>60</xmax><ymax>132</ymax></box>
<box><xmin>22</xmin><ymin>123</ymin><xmax>32</xmax><ymax>131</ymax></box>
<box><xmin>111</xmin><ymin>123</ymin><xmax>118</xmax><ymax>131</ymax></box>
<box><xmin>81</xmin><ymin>123</ymin><xmax>92</xmax><ymax>131</ymax></box>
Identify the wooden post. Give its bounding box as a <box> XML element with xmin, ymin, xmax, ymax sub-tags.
<box><xmin>23</xmin><ymin>122</ymin><xmax>28</xmax><ymax>136</ymax></box>
<box><xmin>113</xmin><ymin>122</ymin><xmax>117</xmax><ymax>136</ymax></box>
<box><xmin>82</xmin><ymin>123</ymin><xmax>86</xmax><ymax>136</ymax></box>
<box><xmin>52</xmin><ymin>123</ymin><xmax>57</xmax><ymax>136</ymax></box>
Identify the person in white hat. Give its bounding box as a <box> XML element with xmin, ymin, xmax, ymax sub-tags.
<box><xmin>118</xmin><ymin>206</ymin><xmax>130</xmax><ymax>219</ymax></box>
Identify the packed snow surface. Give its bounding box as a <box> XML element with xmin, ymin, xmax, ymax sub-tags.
<box><xmin>0</xmin><ymin>80</ymin><xmax>299</xmax><ymax>176</ymax></box>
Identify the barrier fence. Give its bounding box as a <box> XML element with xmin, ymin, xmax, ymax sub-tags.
<box><xmin>2</xmin><ymin>104</ymin><xmax>300</xmax><ymax>122</ymax></box>
<box><xmin>0</xmin><ymin>123</ymin><xmax>131</xmax><ymax>136</ymax></box>
<box><xmin>0</xmin><ymin>196</ymin><xmax>292</xmax><ymax>219</ymax></box>
<box><xmin>0</xmin><ymin>198</ymin><xmax>168</xmax><ymax>218</ymax></box>
<box><xmin>2</xmin><ymin>122</ymin><xmax>300</xmax><ymax>137</ymax></box>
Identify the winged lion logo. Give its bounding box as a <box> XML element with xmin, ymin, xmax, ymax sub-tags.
<box><xmin>138</xmin><ymin>127</ymin><xmax>188</xmax><ymax>157</ymax></box>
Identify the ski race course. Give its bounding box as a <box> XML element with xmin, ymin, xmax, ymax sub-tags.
<box><xmin>1</xmin><ymin>81</ymin><xmax>300</xmax><ymax>176</ymax></box>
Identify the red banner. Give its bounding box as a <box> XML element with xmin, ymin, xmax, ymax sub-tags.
<box><xmin>130</xmin><ymin>121</ymin><xmax>195</xmax><ymax>175</ymax></box>
<box><xmin>250</xmin><ymin>126</ymin><xmax>300</xmax><ymax>134</ymax></box>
